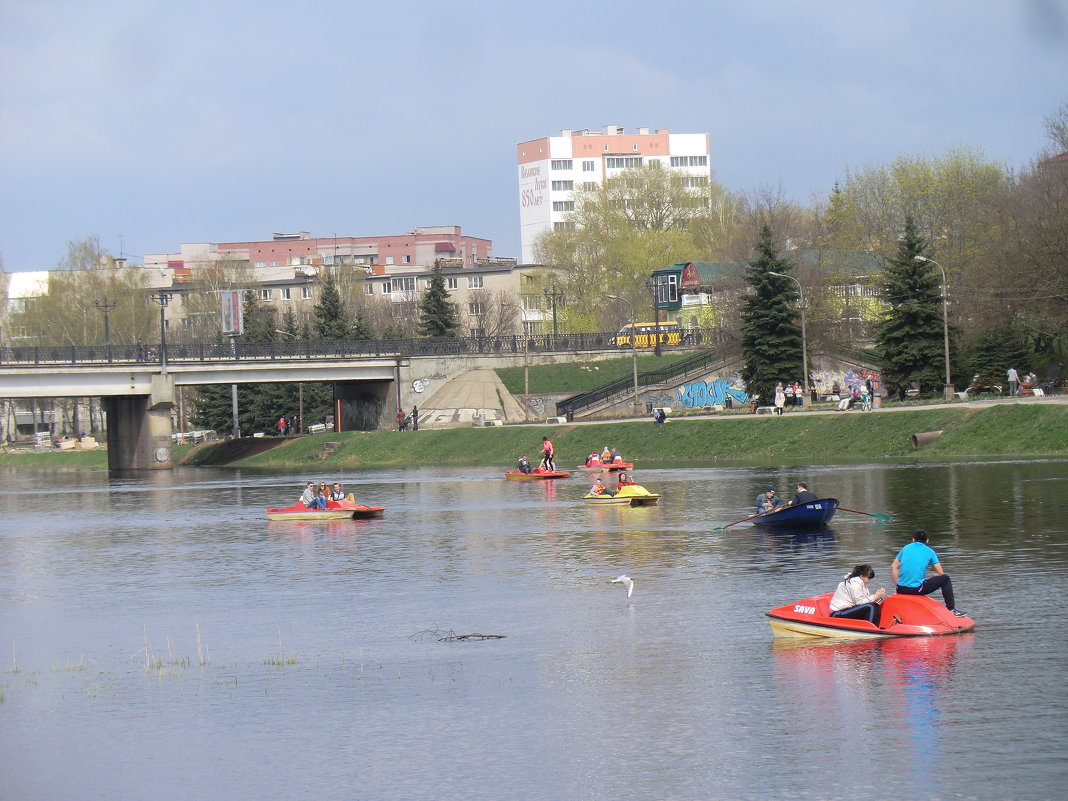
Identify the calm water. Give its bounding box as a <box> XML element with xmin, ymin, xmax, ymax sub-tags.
<box><xmin>0</xmin><ymin>459</ymin><xmax>1066</xmax><ymax>801</ymax></box>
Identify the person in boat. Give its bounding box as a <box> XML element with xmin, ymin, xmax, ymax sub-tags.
<box><xmin>329</xmin><ymin>482</ymin><xmax>347</xmax><ymax>501</ymax></box>
<box><xmin>755</xmin><ymin>487</ymin><xmax>782</xmax><ymax>513</ymax></box>
<box><xmin>300</xmin><ymin>482</ymin><xmax>326</xmax><ymax>510</ymax></box>
<box><xmin>585</xmin><ymin>452</ymin><xmax>598</xmax><ymax>466</ymax></box>
<box><xmin>787</xmin><ymin>482</ymin><xmax>818</xmax><ymax>506</ymax></box>
<box><xmin>829</xmin><ymin>564</ymin><xmax>886</xmax><ymax>626</ymax></box>
<box><xmin>891</xmin><ymin>530</ymin><xmax>965</xmax><ymax>616</ymax></box>
<box><xmin>611</xmin><ymin>448</ymin><xmax>622</xmax><ymax>463</ymax></box>
<box><xmin>616</xmin><ymin>472</ymin><xmax>635</xmax><ymax>491</ymax></box>
<box><xmin>589</xmin><ymin>478</ymin><xmax>614</xmax><ymax>496</ymax></box>
<box><xmin>517</xmin><ymin>455</ymin><xmax>532</xmax><ymax>474</ymax></box>
<box><xmin>540</xmin><ymin>437</ymin><xmax>555</xmax><ymax>472</ymax></box>
<box><xmin>317</xmin><ymin>481</ymin><xmax>331</xmax><ymax>506</ymax></box>
<box><xmin>600</xmin><ymin>446</ymin><xmax>612</xmax><ymax>463</ymax></box>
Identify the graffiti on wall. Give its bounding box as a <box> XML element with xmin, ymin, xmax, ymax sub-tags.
<box><xmin>812</xmin><ymin>368</ymin><xmax>881</xmax><ymax>394</ymax></box>
<box><xmin>674</xmin><ymin>379</ymin><xmax>751</xmax><ymax>408</ymax></box>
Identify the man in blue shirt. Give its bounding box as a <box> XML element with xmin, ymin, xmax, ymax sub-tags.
<box><xmin>891</xmin><ymin>530</ymin><xmax>964</xmax><ymax>616</ymax></box>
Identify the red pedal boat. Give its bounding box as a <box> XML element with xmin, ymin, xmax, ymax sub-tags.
<box><xmin>575</xmin><ymin>459</ymin><xmax>634</xmax><ymax>472</ymax></box>
<box><xmin>266</xmin><ymin>500</ymin><xmax>385</xmax><ymax>521</ymax></box>
<box><xmin>504</xmin><ymin>468</ymin><xmax>570</xmax><ymax>481</ymax></box>
<box><xmin>766</xmin><ymin>592</ymin><xmax>975</xmax><ymax>639</ymax></box>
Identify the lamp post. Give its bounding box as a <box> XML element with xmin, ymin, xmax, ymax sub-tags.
<box><xmin>767</xmin><ymin>272</ymin><xmax>809</xmax><ymax>402</ymax></box>
<box><xmin>913</xmin><ymin>256</ymin><xmax>953</xmax><ymax>401</ymax></box>
<box><xmin>543</xmin><ymin>281</ymin><xmax>564</xmax><ymax>338</ymax></box>
<box><xmin>276</xmin><ymin>329</ymin><xmax>304</xmax><ymax>434</ymax></box>
<box><xmin>646</xmin><ymin>278</ymin><xmax>663</xmax><ymax>357</ymax></box>
<box><xmin>607</xmin><ymin>294</ymin><xmax>641</xmax><ymax>413</ymax></box>
<box><xmin>94</xmin><ymin>295</ymin><xmax>116</xmax><ymax>362</ymax></box>
<box><xmin>151</xmin><ymin>291</ymin><xmax>170</xmax><ymax>373</ymax></box>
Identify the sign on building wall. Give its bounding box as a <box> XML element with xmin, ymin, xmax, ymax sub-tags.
<box><xmin>220</xmin><ymin>290</ymin><xmax>244</xmax><ymax>336</ymax></box>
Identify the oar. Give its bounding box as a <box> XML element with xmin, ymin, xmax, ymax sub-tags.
<box><xmin>713</xmin><ymin>511</ymin><xmax>768</xmax><ymax>530</ymax></box>
<box><xmin>837</xmin><ymin>507</ymin><xmax>891</xmax><ymax>522</ymax></box>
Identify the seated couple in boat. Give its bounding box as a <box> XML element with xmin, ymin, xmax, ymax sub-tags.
<box><xmin>300</xmin><ymin>481</ymin><xmax>353</xmax><ymax>508</ymax></box>
<box><xmin>754</xmin><ymin>483</ymin><xmax>818</xmax><ymax>514</ymax></box>
<box><xmin>589</xmin><ymin>473</ymin><xmax>636</xmax><ymax>496</ymax></box>
<box><xmin>585</xmin><ymin>447</ymin><xmax>622</xmax><ymax>466</ymax></box>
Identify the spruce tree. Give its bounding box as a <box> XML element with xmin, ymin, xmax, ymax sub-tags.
<box><xmin>875</xmin><ymin>217</ymin><xmax>950</xmax><ymax>399</ymax></box>
<box><xmin>739</xmin><ymin>226</ymin><xmax>804</xmax><ymax>404</ymax></box>
<box><xmin>314</xmin><ymin>270</ymin><xmax>351</xmax><ymax>340</ymax></box>
<box><xmin>418</xmin><ymin>263</ymin><xmax>459</xmax><ymax>337</ymax></box>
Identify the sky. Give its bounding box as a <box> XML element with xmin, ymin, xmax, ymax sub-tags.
<box><xmin>1</xmin><ymin>0</ymin><xmax>1066</xmax><ymax>272</ymax></box>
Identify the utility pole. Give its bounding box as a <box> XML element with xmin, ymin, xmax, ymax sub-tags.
<box><xmin>543</xmin><ymin>282</ymin><xmax>564</xmax><ymax>338</ymax></box>
<box><xmin>94</xmin><ymin>296</ymin><xmax>117</xmax><ymax>362</ymax></box>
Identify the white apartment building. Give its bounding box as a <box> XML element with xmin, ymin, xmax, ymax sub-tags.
<box><xmin>516</xmin><ymin>125</ymin><xmax>712</xmax><ymax>262</ymax></box>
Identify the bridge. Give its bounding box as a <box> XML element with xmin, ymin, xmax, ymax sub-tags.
<box><xmin>0</xmin><ymin>333</ymin><xmax>630</xmax><ymax>472</ymax></box>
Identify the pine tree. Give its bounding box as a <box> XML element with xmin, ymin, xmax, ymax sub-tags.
<box><xmin>418</xmin><ymin>263</ymin><xmax>459</xmax><ymax>337</ymax></box>
<box><xmin>314</xmin><ymin>270</ymin><xmax>351</xmax><ymax>340</ymax></box>
<box><xmin>875</xmin><ymin>217</ymin><xmax>949</xmax><ymax>399</ymax></box>
<box><xmin>739</xmin><ymin>226</ymin><xmax>804</xmax><ymax>404</ymax></box>
<box><xmin>239</xmin><ymin>289</ymin><xmax>278</xmax><ymax>343</ymax></box>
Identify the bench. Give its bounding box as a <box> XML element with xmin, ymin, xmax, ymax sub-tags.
<box><xmin>755</xmin><ymin>406</ymin><xmax>777</xmax><ymax>415</ymax></box>
<box><xmin>307</xmin><ymin>423</ymin><xmax>327</xmax><ymax>434</ymax></box>
<box><xmin>545</xmin><ymin>417</ymin><xmax>567</xmax><ymax>424</ymax></box>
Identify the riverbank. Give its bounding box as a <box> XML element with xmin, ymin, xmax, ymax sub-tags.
<box><xmin>3</xmin><ymin>403</ymin><xmax>1064</xmax><ymax>471</ymax></box>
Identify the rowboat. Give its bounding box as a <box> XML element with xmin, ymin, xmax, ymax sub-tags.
<box><xmin>751</xmin><ymin>498</ymin><xmax>838</xmax><ymax>527</ymax></box>
<box><xmin>504</xmin><ymin>468</ymin><xmax>570</xmax><ymax>481</ymax></box>
<box><xmin>575</xmin><ymin>459</ymin><xmax>634</xmax><ymax>472</ymax></box>
<box><xmin>266</xmin><ymin>500</ymin><xmax>385</xmax><ymax>521</ymax></box>
<box><xmin>583</xmin><ymin>484</ymin><xmax>660</xmax><ymax>507</ymax></box>
<box><xmin>766</xmin><ymin>592</ymin><xmax>975</xmax><ymax>639</ymax></box>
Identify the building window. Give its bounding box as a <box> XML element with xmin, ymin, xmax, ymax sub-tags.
<box><xmin>467</xmin><ymin>275</ymin><xmax>484</xmax><ymax>289</ymax></box>
<box><xmin>302</xmin><ymin>287</ymin><xmax>312</xmax><ymax>300</ymax></box>
<box><xmin>280</xmin><ymin>287</ymin><xmax>291</xmax><ymax>300</ymax></box>
<box><xmin>447</xmin><ymin>278</ymin><xmax>458</xmax><ymax>290</ymax></box>
<box><xmin>260</xmin><ymin>289</ymin><xmax>272</xmax><ymax>300</ymax></box>
<box><xmin>391</xmin><ymin>277</ymin><xmax>416</xmax><ymax>293</ymax></box>
<box><xmin>550</xmin><ymin>159</ymin><xmax>572</xmax><ymax>170</ymax></box>
<box><xmin>551</xmin><ymin>180</ymin><xmax>574</xmax><ymax>191</ymax></box>
<box><xmin>470</xmin><ymin>327</ymin><xmax>485</xmax><ymax>338</ymax></box>
<box><xmin>553</xmin><ymin>222</ymin><xmax>575</xmax><ymax>231</ymax></box>
<box><xmin>385</xmin><ymin>256</ymin><xmax>394</xmax><ymax>265</ymax></box>
<box><xmin>683</xmin><ymin>176</ymin><xmax>708</xmax><ymax>188</ymax></box>
<box><xmin>552</xmin><ymin>201</ymin><xmax>575</xmax><ymax>212</ymax></box>
<box><xmin>583</xmin><ymin>160</ymin><xmax>595</xmax><ymax>172</ymax></box>
<box><xmin>270</xmin><ymin>260</ymin><xmax>277</xmax><ymax>267</ymax></box>
<box><xmin>468</xmin><ymin>302</ymin><xmax>483</xmax><ymax>316</ymax></box>
<box><xmin>255</xmin><ymin>261</ymin><xmax>266</xmax><ymax>268</ymax></box>
<box><xmin>364</xmin><ymin>283</ymin><xmax>374</xmax><ymax>295</ymax></box>
<box><xmin>670</xmin><ymin>155</ymin><xmax>708</xmax><ymax>167</ymax></box>
<box><xmin>403</xmin><ymin>255</ymin><xmax>411</xmax><ymax>264</ymax></box>
<box><xmin>606</xmin><ymin>156</ymin><xmax>643</xmax><ymax>169</ymax></box>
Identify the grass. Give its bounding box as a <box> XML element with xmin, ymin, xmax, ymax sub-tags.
<box><xmin>495</xmin><ymin>352</ymin><xmax>696</xmax><ymax>395</ymax></box>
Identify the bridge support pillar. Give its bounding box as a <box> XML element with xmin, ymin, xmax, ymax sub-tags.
<box><xmin>103</xmin><ymin>375</ymin><xmax>175</xmax><ymax>472</ymax></box>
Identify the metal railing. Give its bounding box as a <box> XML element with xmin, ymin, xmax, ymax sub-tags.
<box><xmin>0</xmin><ymin>331</ymin><xmax>631</xmax><ymax>366</ymax></box>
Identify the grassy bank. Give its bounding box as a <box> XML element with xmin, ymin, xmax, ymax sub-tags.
<box><xmin>214</xmin><ymin>404</ymin><xmax>1068</xmax><ymax>470</ymax></box>
<box><xmin>5</xmin><ymin>405</ymin><xmax>1064</xmax><ymax>472</ymax></box>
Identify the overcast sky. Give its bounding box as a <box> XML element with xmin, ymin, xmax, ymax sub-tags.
<box><xmin>1</xmin><ymin>0</ymin><xmax>1066</xmax><ymax>272</ymax></box>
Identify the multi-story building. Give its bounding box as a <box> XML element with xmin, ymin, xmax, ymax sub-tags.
<box><xmin>516</xmin><ymin>125</ymin><xmax>712</xmax><ymax>262</ymax></box>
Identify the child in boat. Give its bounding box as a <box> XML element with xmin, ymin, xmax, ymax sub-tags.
<box><xmin>829</xmin><ymin>564</ymin><xmax>886</xmax><ymax>626</ymax></box>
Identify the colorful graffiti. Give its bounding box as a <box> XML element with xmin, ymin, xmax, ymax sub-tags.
<box><xmin>675</xmin><ymin>379</ymin><xmax>751</xmax><ymax>408</ymax></box>
<box><xmin>812</xmin><ymin>368</ymin><xmax>881</xmax><ymax>395</ymax></box>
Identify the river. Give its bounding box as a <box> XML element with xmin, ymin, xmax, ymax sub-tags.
<box><xmin>1</xmin><ymin>459</ymin><xmax>1065</xmax><ymax>801</ymax></box>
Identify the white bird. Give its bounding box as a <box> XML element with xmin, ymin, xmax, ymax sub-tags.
<box><xmin>611</xmin><ymin>575</ymin><xmax>634</xmax><ymax>598</ymax></box>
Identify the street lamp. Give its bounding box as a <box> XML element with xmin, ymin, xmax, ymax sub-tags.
<box><xmin>913</xmin><ymin>256</ymin><xmax>953</xmax><ymax>401</ymax></box>
<box><xmin>607</xmin><ymin>294</ymin><xmax>641</xmax><ymax>413</ymax></box>
<box><xmin>543</xmin><ymin>281</ymin><xmax>564</xmax><ymax>338</ymax></box>
<box><xmin>94</xmin><ymin>295</ymin><xmax>116</xmax><ymax>362</ymax></box>
<box><xmin>151</xmin><ymin>291</ymin><xmax>170</xmax><ymax>372</ymax></box>
<box><xmin>275</xmin><ymin>329</ymin><xmax>304</xmax><ymax>434</ymax></box>
<box><xmin>767</xmin><ymin>272</ymin><xmax>809</xmax><ymax>403</ymax></box>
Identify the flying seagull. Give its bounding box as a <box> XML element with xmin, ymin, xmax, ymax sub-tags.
<box><xmin>611</xmin><ymin>575</ymin><xmax>634</xmax><ymax>598</ymax></box>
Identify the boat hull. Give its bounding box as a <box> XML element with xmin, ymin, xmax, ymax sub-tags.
<box><xmin>265</xmin><ymin>501</ymin><xmax>385</xmax><ymax>520</ymax></box>
<box><xmin>766</xmin><ymin>592</ymin><xmax>976</xmax><ymax>639</ymax></box>
<box><xmin>575</xmin><ymin>460</ymin><xmax>634</xmax><ymax>472</ymax></box>
<box><xmin>504</xmin><ymin>469</ymin><xmax>570</xmax><ymax>480</ymax></box>
<box><xmin>752</xmin><ymin>498</ymin><xmax>838</xmax><ymax>527</ymax></box>
<box><xmin>583</xmin><ymin>485</ymin><xmax>660</xmax><ymax>506</ymax></box>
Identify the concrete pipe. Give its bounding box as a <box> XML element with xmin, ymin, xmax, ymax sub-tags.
<box><xmin>911</xmin><ymin>430</ymin><xmax>944</xmax><ymax>448</ymax></box>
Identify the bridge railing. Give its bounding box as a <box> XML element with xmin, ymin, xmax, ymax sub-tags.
<box><xmin>0</xmin><ymin>332</ymin><xmax>630</xmax><ymax>366</ymax></box>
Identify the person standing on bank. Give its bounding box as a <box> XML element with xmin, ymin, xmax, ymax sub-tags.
<box><xmin>411</xmin><ymin>405</ymin><xmax>419</xmax><ymax>431</ymax></box>
<box><xmin>774</xmin><ymin>383</ymin><xmax>786</xmax><ymax>416</ymax></box>
<box><xmin>891</xmin><ymin>530</ymin><xmax>965</xmax><ymax>616</ymax></box>
<box><xmin>829</xmin><ymin>564</ymin><xmax>886</xmax><ymax>626</ymax></box>
<box><xmin>1007</xmin><ymin>366</ymin><xmax>1019</xmax><ymax>396</ymax></box>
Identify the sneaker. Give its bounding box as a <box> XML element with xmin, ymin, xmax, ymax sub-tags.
<box><xmin>951</xmin><ymin>609</ymin><xmax>967</xmax><ymax>617</ymax></box>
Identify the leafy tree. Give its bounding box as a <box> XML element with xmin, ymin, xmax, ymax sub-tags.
<box><xmin>1044</xmin><ymin>98</ymin><xmax>1068</xmax><ymax>152</ymax></box>
<box><xmin>739</xmin><ymin>226</ymin><xmax>804</xmax><ymax>403</ymax></box>
<box><xmin>875</xmin><ymin>218</ymin><xmax>951</xmax><ymax>399</ymax></box>
<box><xmin>418</xmin><ymin>263</ymin><xmax>459</xmax><ymax>337</ymax></box>
<box><xmin>960</xmin><ymin>325</ymin><xmax>1033</xmax><ymax>386</ymax></box>
<box><xmin>314</xmin><ymin>270</ymin><xmax>351</xmax><ymax>340</ymax></box>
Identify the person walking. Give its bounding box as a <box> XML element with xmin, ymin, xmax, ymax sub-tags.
<box><xmin>891</xmin><ymin>530</ymin><xmax>965</xmax><ymax>616</ymax></box>
<box><xmin>1007</xmin><ymin>366</ymin><xmax>1019</xmax><ymax>396</ymax></box>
